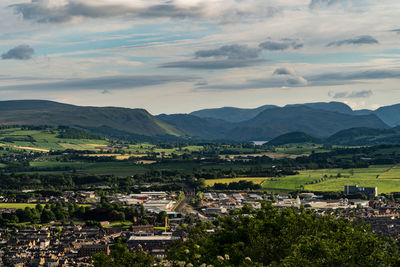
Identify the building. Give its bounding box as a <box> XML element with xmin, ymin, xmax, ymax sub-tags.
<box><xmin>344</xmin><ymin>185</ymin><xmax>378</xmax><ymax>198</ymax></box>
<box><xmin>78</xmin><ymin>244</ymin><xmax>110</xmax><ymax>257</ymax></box>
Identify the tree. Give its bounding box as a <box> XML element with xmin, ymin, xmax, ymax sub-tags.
<box><xmin>167</xmin><ymin>203</ymin><xmax>399</xmax><ymax>266</ymax></box>
<box><xmin>92</xmin><ymin>243</ymin><xmax>154</xmax><ymax>267</ymax></box>
<box><xmin>40</xmin><ymin>209</ymin><xmax>56</xmax><ymax>223</ymax></box>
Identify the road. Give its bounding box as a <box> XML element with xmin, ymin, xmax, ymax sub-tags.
<box><xmin>174</xmin><ymin>183</ymin><xmax>207</xmax><ymax>218</ymax></box>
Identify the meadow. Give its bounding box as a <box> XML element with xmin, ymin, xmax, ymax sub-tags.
<box><xmin>0</xmin><ymin>203</ymin><xmax>39</xmax><ymax>209</ymax></box>
<box><xmin>262</xmin><ymin>165</ymin><xmax>400</xmax><ymax>194</ymax></box>
<box><xmin>0</xmin><ymin>128</ymin><xmax>108</xmax><ymax>151</ymax></box>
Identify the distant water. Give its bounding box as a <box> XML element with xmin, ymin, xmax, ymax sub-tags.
<box><xmin>253</xmin><ymin>141</ymin><xmax>268</xmax><ymax>145</ymax></box>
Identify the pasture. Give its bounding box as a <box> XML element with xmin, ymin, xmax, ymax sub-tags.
<box><xmin>0</xmin><ymin>128</ymin><xmax>108</xmax><ymax>151</ymax></box>
<box><xmin>262</xmin><ymin>165</ymin><xmax>400</xmax><ymax>194</ymax></box>
<box><xmin>0</xmin><ymin>203</ymin><xmax>38</xmax><ymax>209</ymax></box>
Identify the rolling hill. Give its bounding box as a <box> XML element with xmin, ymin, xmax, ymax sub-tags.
<box><xmin>0</xmin><ymin>100</ymin><xmax>181</xmax><ymax>137</ymax></box>
<box><xmin>325</xmin><ymin>127</ymin><xmax>400</xmax><ymax>145</ymax></box>
<box><xmin>0</xmin><ymin>100</ymin><xmax>395</xmax><ymax>143</ymax></box>
<box><xmin>267</xmin><ymin>132</ymin><xmax>321</xmax><ymax>146</ymax></box>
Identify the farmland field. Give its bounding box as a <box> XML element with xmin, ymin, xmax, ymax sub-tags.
<box><xmin>0</xmin><ymin>128</ymin><xmax>108</xmax><ymax>151</ymax></box>
<box><xmin>0</xmin><ymin>203</ymin><xmax>39</xmax><ymax>209</ymax></box>
<box><xmin>262</xmin><ymin>165</ymin><xmax>400</xmax><ymax>193</ymax></box>
<box><xmin>205</xmin><ymin>177</ymin><xmax>269</xmax><ymax>186</ymax></box>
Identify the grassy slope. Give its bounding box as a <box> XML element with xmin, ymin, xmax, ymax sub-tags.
<box><xmin>0</xmin><ymin>128</ymin><xmax>107</xmax><ymax>151</ymax></box>
<box><xmin>0</xmin><ymin>100</ymin><xmax>181</xmax><ymax>137</ymax></box>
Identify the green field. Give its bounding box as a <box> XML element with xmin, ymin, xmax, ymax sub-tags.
<box><xmin>205</xmin><ymin>177</ymin><xmax>269</xmax><ymax>186</ymax></box>
<box><xmin>262</xmin><ymin>165</ymin><xmax>400</xmax><ymax>194</ymax></box>
<box><xmin>0</xmin><ymin>128</ymin><xmax>108</xmax><ymax>151</ymax></box>
<box><xmin>0</xmin><ymin>203</ymin><xmax>39</xmax><ymax>209</ymax></box>
<box><xmin>274</xmin><ymin>144</ymin><xmax>330</xmax><ymax>155</ymax></box>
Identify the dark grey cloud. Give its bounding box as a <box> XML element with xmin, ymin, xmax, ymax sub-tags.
<box><xmin>259</xmin><ymin>38</ymin><xmax>303</xmax><ymax>51</ymax></box>
<box><xmin>10</xmin><ymin>0</ymin><xmax>279</xmax><ymax>24</ymax></box>
<box><xmin>327</xmin><ymin>35</ymin><xmax>378</xmax><ymax>47</ymax></box>
<box><xmin>195</xmin><ymin>44</ymin><xmax>261</xmax><ymax>60</ymax></box>
<box><xmin>330</xmin><ymin>90</ymin><xmax>373</xmax><ymax>99</ymax></box>
<box><xmin>309</xmin><ymin>0</ymin><xmax>352</xmax><ymax>9</ymax></box>
<box><xmin>161</xmin><ymin>44</ymin><xmax>265</xmax><ymax>69</ymax></box>
<box><xmin>0</xmin><ymin>75</ymin><xmax>197</xmax><ymax>91</ymax></box>
<box><xmin>273</xmin><ymin>67</ymin><xmax>296</xmax><ymax>76</ymax></box>
<box><xmin>1</xmin><ymin>45</ymin><xmax>35</xmax><ymax>60</ymax></box>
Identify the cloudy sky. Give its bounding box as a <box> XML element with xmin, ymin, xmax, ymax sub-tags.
<box><xmin>1</xmin><ymin>0</ymin><xmax>400</xmax><ymax>114</ymax></box>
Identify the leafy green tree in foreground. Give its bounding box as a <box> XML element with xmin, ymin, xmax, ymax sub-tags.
<box><xmin>92</xmin><ymin>243</ymin><xmax>154</xmax><ymax>267</ymax></box>
<box><xmin>167</xmin><ymin>204</ymin><xmax>400</xmax><ymax>266</ymax></box>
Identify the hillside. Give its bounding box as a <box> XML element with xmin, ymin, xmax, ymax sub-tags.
<box><xmin>373</xmin><ymin>104</ymin><xmax>400</xmax><ymax>127</ymax></box>
<box><xmin>189</xmin><ymin>105</ymin><xmax>277</xmax><ymax>122</ymax></box>
<box><xmin>0</xmin><ymin>100</ymin><xmax>396</xmax><ymax>143</ymax></box>
<box><xmin>156</xmin><ymin>114</ymin><xmax>234</xmax><ymax>140</ymax></box>
<box><xmin>0</xmin><ymin>100</ymin><xmax>181</xmax><ymax>137</ymax></box>
<box><xmin>285</xmin><ymin>101</ymin><xmax>353</xmax><ymax>114</ymax></box>
<box><xmin>326</xmin><ymin>127</ymin><xmax>400</xmax><ymax>145</ymax></box>
<box><xmin>227</xmin><ymin>106</ymin><xmax>388</xmax><ymax>140</ymax></box>
<box><xmin>267</xmin><ymin>132</ymin><xmax>321</xmax><ymax>146</ymax></box>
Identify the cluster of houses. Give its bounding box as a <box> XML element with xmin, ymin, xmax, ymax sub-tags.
<box><xmin>0</xmin><ymin>223</ymin><xmax>186</xmax><ymax>266</ymax></box>
<box><xmin>106</xmin><ymin>192</ymin><xmax>177</xmax><ymax>213</ymax></box>
<box><xmin>0</xmin><ymin>192</ymin><xmax>178</xmax><ymax>213</ymax></box>
<box><xmin>200</xmin><ymin>192</ymin><xmax>264</xmax><ymax>215</ymax></box>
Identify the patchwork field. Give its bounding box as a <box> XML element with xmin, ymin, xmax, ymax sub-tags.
<box><xmin>262</xmin><ymin>165</ymin><xmax>400</xmax><ymax>194</ymax></box>
<box><xmin>205</xmin><ymin>177</ymin><xmax>269</xmax><ymax>186</ymax></box>
<box><xmin>0</xmin><ymin>128</ymin><xmax>108</xmax><ymax>151</ymax></box>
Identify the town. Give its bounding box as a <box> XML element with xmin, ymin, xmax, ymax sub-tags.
<box><xmin>1</xmin><ymin>183</ymin><xmax>400</xmax><ymax>266</ymax></box>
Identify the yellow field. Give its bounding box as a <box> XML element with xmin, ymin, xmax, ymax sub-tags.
<box><xmin>205</xmin><ymin>177</ymin><xmax>269</xmax><ymax>186</ymax></box>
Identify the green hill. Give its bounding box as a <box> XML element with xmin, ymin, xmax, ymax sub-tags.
<box><xmin>267</xmin><ymin>132</ymin><xmax>321</xmax><ymax>146</ymax></box>
<box><xmin>326</xmin><ymin>127</ymin><xmax>400</xmax><ymax>145</ymax></box>
<box><xmin>0</xmin><ymin>100</ymin><xmax>181</xmax><ymax>137</ymax></box>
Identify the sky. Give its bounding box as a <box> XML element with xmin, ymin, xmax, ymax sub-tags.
<box><xmin>0</xmin><ymin>0</ymin><xmax>400</xmax><ymax>114</ymax></box>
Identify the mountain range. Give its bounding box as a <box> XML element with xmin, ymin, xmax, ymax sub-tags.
<box><xmin>0</xmin><ymin>100</ymin><xmax>399</xmax><ymax>142</ymax></box>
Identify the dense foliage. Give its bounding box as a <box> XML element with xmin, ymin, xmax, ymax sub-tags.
<box><xmin>94</xmin><ymin>243</ymin><xmax>154</xmax><ymax>267</ymax></box>
<box><xmin>167</xmin><ymin>204</ymin><xmax>399</xmax><ymax>266</ymax></box>
<box><xmin>0</xmin><ymin>199</ymin><xmax>151</xmax><ymax>226</ymax></box>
